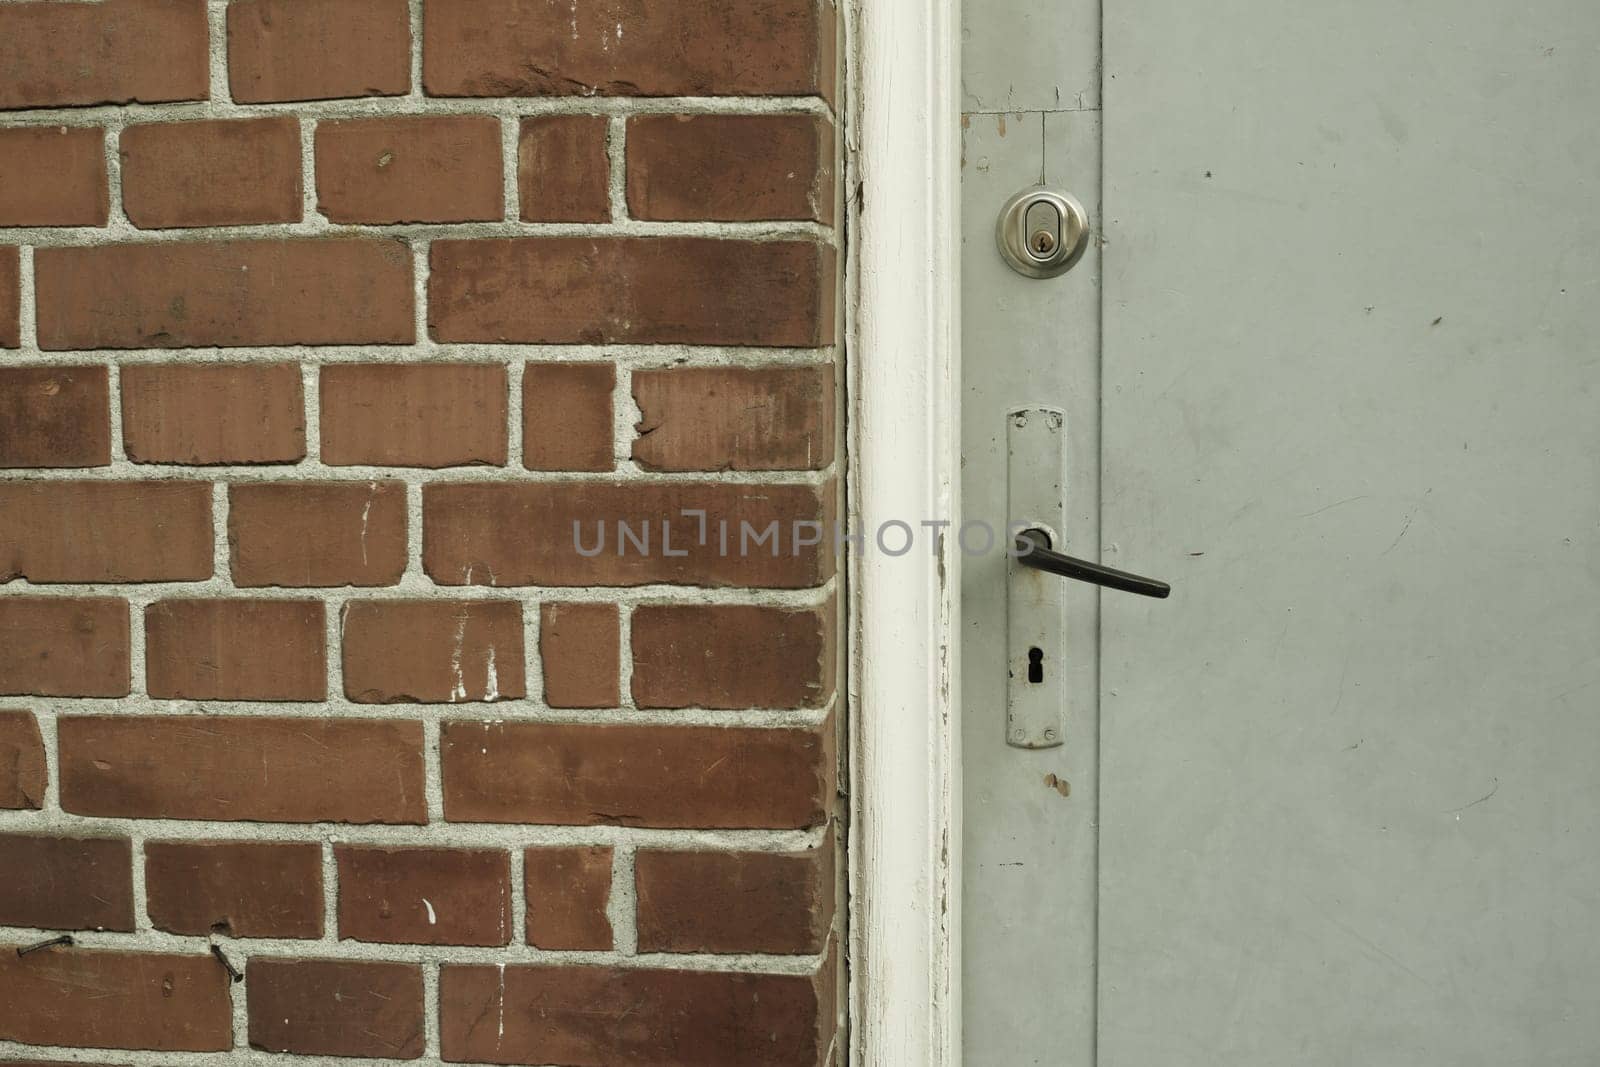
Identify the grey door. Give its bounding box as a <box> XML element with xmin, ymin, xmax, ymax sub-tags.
<box><xmin>962</xmin><ymin>1</ymin><xmax>1600</xmax><ymax>1063</ymax></box>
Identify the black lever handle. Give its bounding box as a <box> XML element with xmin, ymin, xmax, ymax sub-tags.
<box><xmin>1014</xmin><ymin>528</ymin><xmax>1171</xmax><ymax>599</ymax></box>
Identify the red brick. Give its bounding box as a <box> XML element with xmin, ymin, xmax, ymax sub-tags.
<box><xmin>337</xmin><ymin>846</ymin><xmax>511</xmax><ymax>946</ymax></box>
<box><xmin>441</xmin><ymin>719</ymin><xmax>833</xmax><ymax>829</ymax></box>
<box><xmin>321</xmin><ymin>363</ymin><xmax>508</xmax><ymax>468</ymax></box>
<box><xmin>146</xmin><ymin>599</ymin><xmax>325</xmax><ymax>701</ymax></box>
<box><xmin>523</xmin><ymin>846</ymin><xmax>612</xmax><ymax>950</ymax></box>
<box><xmin>636</xmin><ymin>843</ymin><xmax>834</xmax><ymax>954</ymax></box>
<box><xmin>539</xmin><ymin>602</ymin><xmax>619</xmax><ymax>708</ymax></box>
<box><xmin>0</xmin><ymin>946</ymin><xmax>231</xmax><ymax>1051</ymax></box>
<box><xmin>59</xmin><ymin>715</ymin><xmax>426</xmax><ymax>824</ymax></box>
<box><xmin>633</xmin><ymin>602</ymin><xmax>835</xmax><ymax>710</ymax></box>
<box><xmin>423</xmin><ymin>481</ymin><xmax>834</xmax><ymax>589</ymax></box>
<box><xmin>522</xmin><ymin>361</ymin><xmax>614</xmax><ymax>471</ymax></box>
<box><xmin>0</xmin><ymin>246</ymin><xmax>17</xmax><ymax>348</ymax></box>
<box><xmin>0</xmin><ymin>598</ymin><xmax>130</xmax><ymax>698</ymax></box>
<box><xmin>0</xmin><ymin>710</ymin><xmax>47</xmax><ymax>809</ymax></box>
<box><xmin>0</xmin><ymin>0</ymin><xmax>208</xmax><ymax>110</ymax></box>
<box><xmin>633</xmin><ymin>365</ymin><xmax>835</xmax><ymax>471</ymax></box>
<box><xmin>342</xmin><ymin>599</ymin><xmax>524</xmax><ymax>705</ymax></box>
<box><xmin>229</xmin><ymin>481</ymin><xmax>408</xmax><ymax>587</ymax></box>
<box><xmin>35</xmin><ymin>239</ymin><xmax>414</xmax><ymax>350</ymax></box>
<box><xmin>0</xmin><ymin>366</ymin><xmax>112</xmax><ymax>468</ymax></box>
<box><xmin>145</xmin><ymin>840</ymin><xmax>323</xmax><ymax>938</ymax></box>
<box><xmin>0</xmin><ymin>126</ymin><xmax>109</xmax><ymax>227</ymax></box>
<box><xmin>440</xmin><ymin>963</ymin><xmax>828</xmax><ymax>1066</ymax></box>
<box><xmin>0</xmin><ymin>833</ymin><xmax>133</xmax><ymax>932</ymax></box>
<box><xmin>819</xmin><ymin>0</ymin><xmax>839</xmax><ymax>107</ymax></box>
<box><xmin>317</xmin><ymin>115</ymin><xmax>502</xmax><ymax>224</ymax></box>
<box><xmin>0</xmin><ymin>481</ymin><xmax>211</xmax><ymax>582</ymax></box>
<box><xmin>430</xmin><ymin>237</ymin><xmax>833</xmax><ymax>347</ymax></box>
<box><xmin>121</xmin><ymin>362</ymin><xmax>305</xmax><ymax>465</ymax></box>
<box><xmin>247</xmin><ymin>958</ymin><xmax>424</xmax><ymax>1059</ymax></box>
<box><xmin>518</xmin><ymin>115</ymin><xmax>609</xmax><ymax>222</ymax></box>
<box><xmin>120</xmin><ymin>116</ymin><xmax>301</xmax><ymax>228</ymax></box>
<box><xmin>423</xmin><ymin>0</ymin><xmax>834</xmax><ymax>100</ymax></box>
<box><xmin>229</xmin><ymin>0</ymin><xmax>410</xmax><ymax>104</ymax></box>
<box><xmin>628</xmin><ymin>114</ymin><xmax>834</xmax><ymax>223</ymax></box>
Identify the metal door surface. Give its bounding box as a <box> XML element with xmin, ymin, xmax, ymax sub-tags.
<box><xmin>962</xmin><ymin>0</ymin><xmax>1600</xmax><ymax>1062</ymax></box>
<box><xmin>959</xmin><ymin>0</ymin><xmax>1101</xmax><ymax>1061</ymax></box>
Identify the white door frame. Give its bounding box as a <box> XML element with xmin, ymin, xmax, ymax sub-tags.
<box><xmin>846</xmin><ymin>0</ymin><xmax>963</xmax><ymax>1061</ymax></box>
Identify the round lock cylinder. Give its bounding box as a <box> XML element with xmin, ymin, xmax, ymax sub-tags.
<box><xmin>996</xmin><ymin>187</ymin><xmax>1091</xmax><ymax>278</ymax></box>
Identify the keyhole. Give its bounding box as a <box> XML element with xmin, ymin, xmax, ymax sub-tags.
<box><xmin>1027</xmin><ymin>646</ymin><xmax>1045</xmax><ymax>684</ymax></box>
<box><xmin>1031</xmin><ymin>229</ymin><xmax>1057</xmax><ymax>256</ymax></box>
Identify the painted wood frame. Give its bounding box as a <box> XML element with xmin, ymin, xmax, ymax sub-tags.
<box><xmin>846</xmin><ymin>0</ymin><xmax>963</xmax><ymax>1061</ymax></box>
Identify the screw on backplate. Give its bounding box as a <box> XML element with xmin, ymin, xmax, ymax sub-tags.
<box><xmin>210</xmin><ymin>943</ymin><xmax>244</xmax><ymax>983</ymax></box>
<box><xmin>17</xmin><ymin>934</ymin><xmax>73</xmax><ymax>957</ymax></box>
<box><xmin>1012</xmin><ymin>412</ymin><xmax>1028</xmax><ymax>428</ymax></box>
<box><xmin>1043</xmin><ymin>728</ymin><xmax>1057</xmax><ymax>742</ymax></box>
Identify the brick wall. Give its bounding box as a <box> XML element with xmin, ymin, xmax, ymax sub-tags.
<box><xmin>0</xmin><ymin>1</ymin><xmax>843</xmax><ymax>1063</ymax></box>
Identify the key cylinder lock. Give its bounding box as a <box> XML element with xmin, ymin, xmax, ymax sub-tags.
<box><xmin>996</xmin><ymin>187</ymin><xmax>1090</xmax><ymax>279</ymax></box>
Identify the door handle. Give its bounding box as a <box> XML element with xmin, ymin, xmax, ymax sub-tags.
<box><xmin>1014</xmin><ymin>528</ymin><xmax>1171</xmax><ymax>599</ymax></box>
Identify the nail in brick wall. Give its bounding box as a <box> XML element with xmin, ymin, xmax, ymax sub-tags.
<box><xmin>0</xmin><ymin>0</ymin><xmax>842</xmax><ymax>1060</ymax></box>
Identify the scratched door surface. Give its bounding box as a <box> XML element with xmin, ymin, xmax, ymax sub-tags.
<box><xmin>1098</xmin><ymin>2</ymin><xmax>1600</xmax><ymax>1063</ymax></box>
<box><xmin>959</xmin><ymin>0</ymin><xmax>1102</xmax><ymax>1061</ymax></box>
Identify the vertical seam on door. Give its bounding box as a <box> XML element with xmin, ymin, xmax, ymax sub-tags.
<box><xmin>1093</xmin><ymin>0</ymin><xmax>1107</xmax><ymax>1062</ymax></box>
